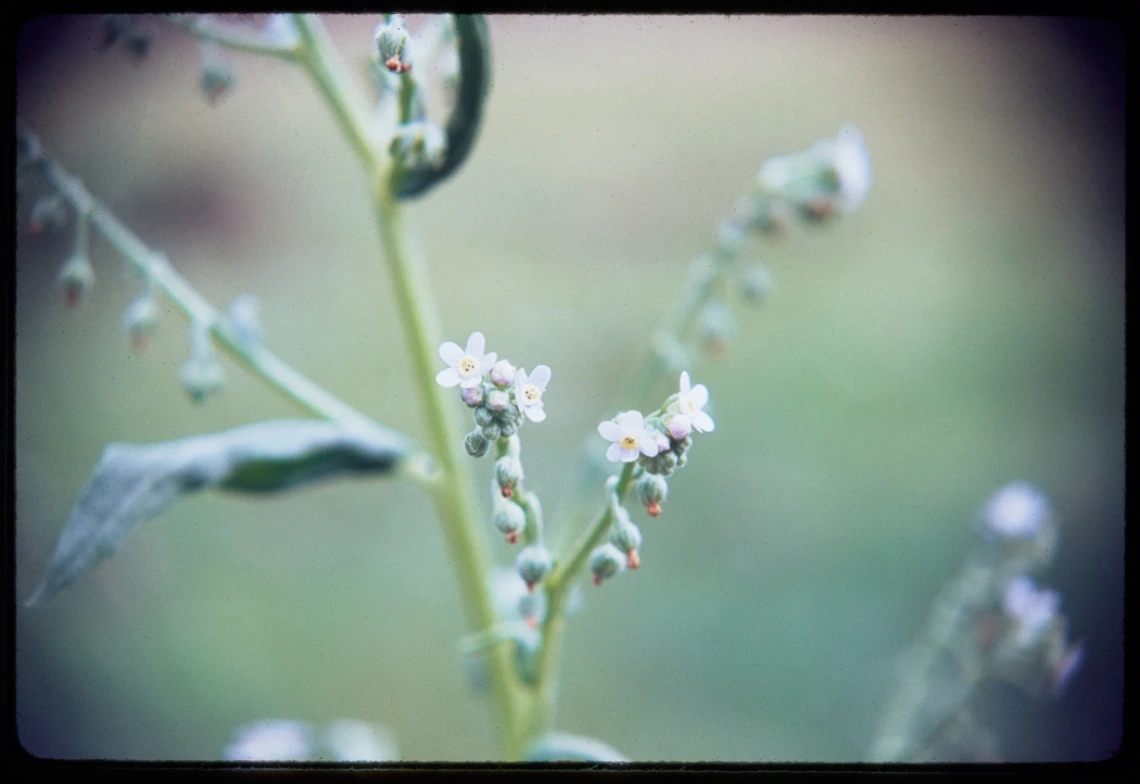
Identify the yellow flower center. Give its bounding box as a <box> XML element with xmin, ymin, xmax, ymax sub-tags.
<box><xmin>620</xmin><ymin>435</ymin><xmax>638</xmax><ymax>450</ymax></box>
<box><xmin>522</xmin><ymin>384</ymin><xmax>542</xmax><ymax>404</ymax></box>
<box><xmin>458</xmin><ymin>356</ymin><xmax>478</xmax><ymax>376</ymax></box>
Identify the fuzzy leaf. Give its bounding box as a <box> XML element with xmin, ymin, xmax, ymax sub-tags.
<box><xmin>26</xmin><ymin>419</ymin><xmax>407</xmax><ymax>607</ymax></box>
<box><xmin>525</xmin><ymin>732</ymin><xmax>630</xmax><ymax>763</ymax></box>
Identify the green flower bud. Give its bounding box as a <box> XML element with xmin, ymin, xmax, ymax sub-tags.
<box><xmin>639</xmin><ymin>449</ymin><xmax>677</xmax><ymax>476</ymax></box>
<box><xmin>473</xmin><ymin>405</ymin><xmax>494</xmax><ymax>427</ymax></box>
<box><xmin>588</xmin><ymin>543</ymin><xmax>626</xmax><ymax>586</ymax></box>
<box><xmin>739</xmin><ymin>263</ymin><xmax>774</xmax><ymax>303</ymax></box>
<box><xmin>493</xmin><ymin>501</ymin><xmax>526</xmax><ymax>544</ymax></box>
<box><xmin>375</xmin><ymin>15</ymin><xmax>411</xmax><ymax>73</ymax></box>
<box><xmin>465</xmin><ymin>429</ymin><xmax>490</xmax><ymax>458</ymax></box>
<box><xmin>121</xmin><ymin>295</ymin><xmax>160</xmax><ymax>351</ymax></box>
<box><xmin>497</xmin><ymin>417</ymin><xmax>518</xmax><ymax>438</ymax></box>
<box><xmin>201</xmin><ymin>58</ymin><xmax>236</xmax><ymax>106</ymax></box>
<box><xmin>29</xmin><ymin>194</ymin><xmax>68</xmax><ymax>234</ymax></box>
<box><xmin>180</xmin><ymin>354</ymin><xmax>225</xmax><ymax>403</ymax></box>
<box><xmin>226</xmin><ymin>294</ymin><xmax>263</xmax><ymax>349</ymax></box>
<box><xmin>481</xmin><ymin>422</ymin><xmax>501</xmax><ymax>441</ymax></box>
<box><xmin>515</xmin><ymin>545</ymin><xmax>553</xmax><ymax>591</ymax></box>
<box><xmin>637</xmin><ymin>474</ymin><xmax>668</xmax><ymax>518</ymax></box>
<box><xmin>57</xmin><ymin>253</ymin><xmax>94</xmax><ymax>307</ymax></box>
<box><xmin>493</xmin><ymin>456</ymin><xmax>524</xmax><ymax>499</ymax></box>
<box><xmin>609</xmin><ymin>508</ymin><xmax>642</xmax><ymax>570</ymax></box>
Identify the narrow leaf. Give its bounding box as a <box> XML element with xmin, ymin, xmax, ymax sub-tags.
<box><xmin>525</xmin><ymin>732</ymin><xmax>630</xmax><ymax>763</ymax></box>
<box><xmin>26</xmin><ymin>419</ymin><xmax>407</xmax><ymax>607</ymax></box>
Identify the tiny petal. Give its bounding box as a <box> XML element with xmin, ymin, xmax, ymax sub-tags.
<box><xmin>598</xmin><ymin>420</ymin><xmax>623</xmax><ymax>441</ymax></box>
<box><xmin>481</xmin><ymin>352</ymin><xmax>498</xmax><ymax>371</ymax></box>
<box><xmin>679</xmin><ymin>371</ymin><xmax>691</xmax><ymax>395</ymax></box>
<box><xmin>436</xmin><ymin>367</ymin><xmax>461</xmax><ymax>387</ymax></box>
<box><xmin>606</xmin><ymin>442</ymin><xmax>626</xmax><ymax>462</ymax></box>
<box><xmin>529</xmin><ymin>365</ymin><xmax>551</xmax><ymax>390</ymax></box>
<box><xmin>617</xmin><ymin>410</ymin><xmax>645</xmax><ymax>430</ymax></box>
<box><xmin>690</xmin><ymin>384</ymin><xmax>709</xmax><ymax>408</ymax></box>
<box><xmin>459</xmin><ymin>373</ymin><xmax>482</xmax><ymax>389</ymax></box>
<box><xmin>525</xmin><ymin>407</ymin><xmax>546</xmax><ymax>423</ymax></box>
<box><xmin>439</xmin><ymin>341</ymin><xmax>464</xmax><ymax>365</ymax></box>
<box><xmin>619</xmin><ymin>447</ymin><xmax>640</xmax><ymax>462</ymax></box>
<box><xmin>692</xmin><ymin>411</ymin><xmax>715</xmax><ymax>433</ymax></box>
<box><xmin>638</xmin><ymin>436</ymin><xmax>659</xmax><ymax>458</ymax></box>
<box><xmin>465</xmin><ymin>331</ymin><xmax>485</xmax><ymax>357</ymax></box>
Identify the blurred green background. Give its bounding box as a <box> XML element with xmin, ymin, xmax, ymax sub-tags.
<box><xmin>15</xmin><ymin>15</ymin><xmax>1123</xmax><ymax>762</ymax></box>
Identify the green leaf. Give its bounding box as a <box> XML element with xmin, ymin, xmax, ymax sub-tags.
<box><xmin>393</xmin><ymin>14</ymin><xmax>490</xmax><ymax>200</ymax></box>
<box><xmin>525</xmin><ymin>732</ymin><xmax>630</xmax><ymax>763</ymax></box>
<box><xmin>25</xmin><ymin>419</ymin><xmax>407</xmax><ymax>607</ymax></box>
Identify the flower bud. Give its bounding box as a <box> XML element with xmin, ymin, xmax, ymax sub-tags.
<box><xmin>980</xmin><ymin>482</ymin><xmax>1050</xmax><ymax>540</ymax></box>
<box><xmin>473</xmin><ymin>405</ymin><xmax>494</xmax><ymax>427</ymax></box>
<box><xmin>29</xmin><ymin>194</ymin><xmax>67</xmax><ymax>234</ymax></box>
<box><xmin>493</xmin><ymin>456</ymin><xmax>524</xmax><ymax>499</ymax></box>
<box><xmin>637</xmin><ymin>474</ymin><xmax>668</xmax><ymax>518</ymax></box>
<box><xmin>227</xmin><ymin>294</ymin><xmax>263</xmax><ymax>349</ymax></box>
<box><xmin>121</xmin><ymin>295</ymin><xmax>160</xmax><ymax>351</ymax></box>
<box><xmin>57</xmin><ymin>253</ymin><xmax>94</xmax><ymax>307</ymax></box>
<box><xmin>493</xmin><ymin>501</ymin><xmax>526</xmax><ymax>544</ymax></box>
<box><xmin>375</xmin><ymin>15</ymin><xmax>411</xmax><ymax>73</ymax></box>
<box><xmin>487</xmin><ymin>389</ymin><xmax>510</xmax><ymax>412</ymax></box>
<box><xmin>588</xmin><ymin>543</ymin><xmax>626</xmax><ymax>586</ymax></box>
<box><xmin>180</xmin><ymin>354</ymin><xmax>225</xmax><ymax>403</ymax></box>
<box><xmin>465</xmin><ymin>429</ymin><xmax>490</xmax><ymax>458</ymax></box>
<box><xmin>639</xmin><ymin>449</ymin><xmax>677</xmax><ymax>477</ymax></box>
<box><xmin>739</xmin><ymin>263</ymin><xmax>774</xmax><ymax>303</ymax></box>
<box><xmin>609</xmin><ymin>508</ymin><xmax>642</xmax><ymax>569</ymax></box>
<box><xmin>698</xmin><ymin>300</ymin><xmax>734</xmax><ymax>355</ymax></box>
<box><xmin>714</xmin><ymin>219</ymin><xmax>746</xmax><ymax>257</ymax></box>
<box><xmin>515</xmin><ymin>545</ymin><xmax>553</xmax><ymax>592</ymax></box>
<box><xmin>490</xmin><ymin>360</ymin><xmax>516</xmax><ymax>388</ymax></box>
<box><xmin>461</xmin><ymin>385</ymin><xmax>485</xmax><ymax>407</ymax></box>
<box><xmin>497</xmin><ymin>418</ymin><xmax>518</xmax><ymax>438</ymax></box>
<box><xmin>200</xmin><ymin>57</ymin><xmax>236</xmax><ymax>106</ymax></box>
<box><xmin>519</xmin><ymin>590</ymin><xmax>546</xmax><ymax>628</ymax></box>
<box><xmin>666</xmin><ymin>414</ymin><xmax>692</xmax><ymax>441</ymax></box>
<box><xmin>481</xmin><ymin>422</ymin><xmax>501</xmax><ymax>441</ymax></box>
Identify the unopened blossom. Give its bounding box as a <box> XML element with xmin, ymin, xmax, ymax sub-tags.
<box><xmin>515</xmin><ymin>365</ymin><xmax>551</xmax><ymax>423</ymax></box>
<box><xmin>825</xmin><ymin>124</ymin><xmax>872</xmax><ymax>212</ymax></box>
<box><xmin>669</xmin><ymin>371</ymin><xmax>715</xmax><ymax>433</ymax></box>
<box><xmin>1002</xmin><ymin>576</ymin><xmax>1060</xmax><ymax>649</ymax></box>
<box><xmin>598</xmin><ymin>410</ymin><xmax>660</xmax><ymax>463</ymax></box>
<box><xmin>667</xmin><ymin>414</ymin><xmax>692</xmax><ymax>440</ymax></box>
<box><xmin>982</xmin><ymin>482</ymin><xmax>1050</xmax><ymax>539</ymax></box>
<box><xmin>436</xmin><ymin>331</ymin><xmax>497</xmax><ymax>388</ymax></box>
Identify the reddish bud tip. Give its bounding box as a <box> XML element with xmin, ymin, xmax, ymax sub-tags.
<box><xmin>64</xmin><ymin>286</ymin><xmax>81</xmax><ymax>308</ymax></box>
<box><xmin>526</xmin><ymin>582</ymin><xmax>536</xmax><ymax>594</ymax></box>
<box><xmin>525</xmin><ymin>615</ymin><xmax>539</xmax><ymax>629</ymax></box>
<box><xmin>975</xmin><ymin>612</ymin><xmax>1001</xmax><ymax>650</ymax></box>
<box><xmin>505</xmin><ymin>530</ymin><xmax>519</xmax><ymax>545</ymax></box>
<box><xmin>29</xmin><ymin>221</ymin><xmax>43</xmax><ymax>235</ymax></box>
<box><xmin>646</xmin><ymin>502</ymin><xmax>661</xmax><ymax>518</ymax></box>
<box><xmin>131</xmin><ymin>334</ymin><xmax>148</xmax><ymax>353</ymax></box>
<box><xmin>807</xmin><ymin>196</ymin><xmax>834</xmax><ymax>219</ymax></box>
<box><xmin>593</xmin><ymin>574</ymin><xmax>603</xmax><ymax>586</ymax></box>
<box><xmin>384</xmin><ymin>56</ymin><xmax>402</xmax><ymax>73</ymax></box>
<box><xmin>627</xmin><ymin>549</ymin><xmax>640</xmax><ymax>570</ymax></box>
<box><xmin>501</xmin><ymin>486</ymin><xmax>513</xmax><ymax>499</ymax></box>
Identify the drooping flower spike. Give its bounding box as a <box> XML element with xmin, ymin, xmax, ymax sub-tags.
<box><xmin>436</xmin><ymin>331</ymin><xmax>497</xmax><ymax>388</ymax></box>
<box><xmin>598</xmin><ymin>410</ymin><xmax>660</xmax><ymax>463</ymax></box>
<box><xmin>515</xmin><ymin>365</ymin><xmax>551</xmax><ymax>423</ymax></box>
<box><xmin>670</xmin><ymin>371</ymin><xmax>715</xmax><ymax>433</ymax></box>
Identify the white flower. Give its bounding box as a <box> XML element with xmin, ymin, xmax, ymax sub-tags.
<box><xmin>1002</xmin><ymin>576</ymin><xmax>1060</xmax><ymax>649</ymax></box>
<box><xmin>827</xmin><ymin>124</ymin><xmax>872</xmax><ymax>212</ymax></box>
<box><xmin>224</xmin><ymin>719</ymin><xmax>312</xmax><ymax>761</ymax></box>
<box><xmin>321</xmin><ymin>720</ymin><xmax>399</xmax><ymax>762</ymax></box>
<box><xmin>436</xmin><ymin>331</ymin><xmax>497</xmax><ymax>389</ymax></box>
<box><xmin>598</xmin><ymin>410</ymin><xmax>660</xmax><ymax>463</ymax></box>
<box><xmin>515</xmin><ymin>365</ymin><xmax>551</xmax><ymax>423</ymax></box>
<box><xmin>669</xmin><ymin>371</ymin><xmax>715</xmax><ymax>433</ymax></box>
<box><xmin>983</xmin><ymin>481</ymin><xmax>1050</xmax><ymax>539</ymax></box>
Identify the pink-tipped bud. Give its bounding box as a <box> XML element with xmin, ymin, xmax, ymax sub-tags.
<box><xmin>593</xmin><ymin>574</ymin><xmax>603</xmax><ymax>586</ymax></box>
<box><xmin>506</xmin><ymin>530</ymin><xmax>519</xmax><ymax>545</ymax></box>
<box><xmin>645</xmin><ymin>502</ymin><xmax>661</xmax><ymax>518</ymax></box>
<box><xmin>667</xmin><ymin>415</ymin><xmax>692</xmax><ymax>441</ymax></box>
<box><xmin>627</xmin><ymin>549</ymin><xmax>640</xmax><ymax>570</ymax></box>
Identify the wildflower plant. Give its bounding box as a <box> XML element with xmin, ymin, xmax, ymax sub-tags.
<box><xmin>25</xmin><ymin>13</ymin><xmax>1080</xmax><ymax>764</ymax></box>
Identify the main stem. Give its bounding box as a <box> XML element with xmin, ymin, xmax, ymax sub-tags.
<box><xmin>289</xmin><ymin>15</ymin><xmax>529</xmax><ymax>759</ymax></box>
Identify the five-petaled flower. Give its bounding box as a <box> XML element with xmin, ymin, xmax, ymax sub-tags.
<box><xmin>669</xmin><ymin>371</ymin><xmax>715</xmax><ymax>433</ymax></box>
<box><xmin>436</xmin><ymin>332</ymin><xmax>497</xmax><ymax>389</ymax></box>
<box><xmin>598</xmin><ymin>411</ymin><xmax>660</xmax><ymax>463</ymax></box>
<box><xmin>515</xmin><ymin>365</ymin><xmax>551</xmax><ymax>423</ymax></box>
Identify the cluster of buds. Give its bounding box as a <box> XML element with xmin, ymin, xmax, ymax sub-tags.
<box><xmin>974</xmin><ymin>483</ymin><xmax>1083</xmax><ymax>699</ymax></box>
<box><xmin>437</xmin><ymin>332</ymin><xmax>550</xmax><ymax>458</ymax></box>
<box><xmin>590</xmin><ymin>371</ymin><xmax>715</xmax><ymax>583</ymax></box>
<box><xmin>753</xmin><ymin>124</ymin><xmax>872</xmax><ymax>227</ymax></box>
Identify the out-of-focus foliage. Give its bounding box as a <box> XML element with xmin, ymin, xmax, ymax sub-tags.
<box><xmin>15</xmin><ymin>15</ymin><xmax>1122</xmax><ymax>761</ymax></box>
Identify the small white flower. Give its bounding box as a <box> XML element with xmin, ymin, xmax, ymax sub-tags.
<box><xmin>598</xmin><ymin>410</ymin><xmax>660</xmax><ymax>463</ymax></box>
<box><xmin>436</xmin><ymin>331</ymin><xmax>497</xmax><ymax>389</ymax></box>
<box><xmin>321</xmin><ymin>720</ymin><xmax>399</xmax><ymax>762</ymax></box>
<box><xmin>224</xmin><ymin>719</ymin><xmax>312</xmax><ymax>761</ymax></box>
<box><xmin>1002</xmin><ymin>576</ymin><xmax>1060</xmax><ymax>649</ymax></box>
<box><xmin>669</xmin><ymin>371</ymin><xmax>715</xmax><ymax>433</ymax></box>
<box><xmin>983</xmin><ymin>482</ymin><xmax>1050</xmax><ymax>539</ymax></box>
<box><xmin>828</xmin><ymin>123</ymin><xmax>872</xmax><ymax>212</ymax></box>
<box><xmin>515</xmin><ymin>365</ymin><xmax>551</xmax><ymax>423</ymax></box>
